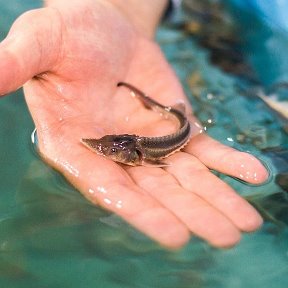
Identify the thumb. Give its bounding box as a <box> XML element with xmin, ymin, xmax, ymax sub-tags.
<box><xmin>0</xmin><ymin>8</ymin><xmax>62</xmax><ymax>95</ymax></box>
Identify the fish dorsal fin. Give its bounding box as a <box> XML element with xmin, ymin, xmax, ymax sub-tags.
<box><xmin>172</xmin><ymin>102</ymin><xmax>186</xmax><ymax>114</ymax></box>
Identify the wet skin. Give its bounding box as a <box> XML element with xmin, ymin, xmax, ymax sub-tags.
<box><xmin>0</xmin><ymin>0</ymin><xmax>269</xmax><ymax>248</ymax></box>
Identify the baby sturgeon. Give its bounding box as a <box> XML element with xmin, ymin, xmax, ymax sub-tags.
<box><xmin>81</xmin><ymin>82</ymin><xmax>191</xmax><ymax>167</ymax></box>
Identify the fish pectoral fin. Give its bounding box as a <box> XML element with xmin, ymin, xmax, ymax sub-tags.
<box><xmin>141</xmin><ymin>159</ymin><xmax>171</xmax><ymax>168</ymax></box>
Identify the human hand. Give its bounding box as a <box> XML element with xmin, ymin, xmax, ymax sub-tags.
<box><xmin>0</xmin><ymin>0</ymin><xmax>268</xmax><ymax>248</ymax></box>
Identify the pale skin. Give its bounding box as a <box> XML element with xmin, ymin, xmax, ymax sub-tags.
<box><xmin>0</xmin><ymin>0</ymin><xmax>269</xmax><ymax>248</ymax></box>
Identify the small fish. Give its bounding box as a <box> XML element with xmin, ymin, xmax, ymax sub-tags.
<box><xmin>81</xmin><ymin>82</ymin><xmax>191</xmax><ymax>167</ymax></box>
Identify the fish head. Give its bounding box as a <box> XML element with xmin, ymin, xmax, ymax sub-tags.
<box><xmin>81</xmin><ymin>134</ymin><xmax>141</xmax><ymax>165</ymax></box>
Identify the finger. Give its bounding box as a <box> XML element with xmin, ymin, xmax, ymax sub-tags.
<box><xmin>23</xmin><ymin>78</ymin><xmax>191</xmax><ymax>249</ymax></box>
<box><xmin>185</xmin><ymin>133</ymin><xmax>269</xmax><ymax>184</ymax></box>
<box><xmin>166</xmin><ymin>152</ymin><xmax>263</xmax><ymax>232</ymax></box>
<box><xmin>0</xmin><ymin>8</ymin><xmax>61</xmax><ymax>95</ymax></box>
<box><xmin>41</xmin><ymin>143</ymin><xmax>190</xmax><ymax>249</ymax></box>
<box><xmin>126</xmin><ymin>166</ymin><xmax>242</xmax><ymax>248</ymax></box>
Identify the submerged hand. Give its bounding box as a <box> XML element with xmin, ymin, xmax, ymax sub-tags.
<box><xmin>0</xmin><ymin>0</ymin><xmax>268</xmax><ymax>248</ymax></box>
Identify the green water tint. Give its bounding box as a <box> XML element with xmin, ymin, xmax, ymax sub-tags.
<box><xmin>1</xmin><ymin>0</ymin><xmax>288</xmax><ymax>287</ymax></box>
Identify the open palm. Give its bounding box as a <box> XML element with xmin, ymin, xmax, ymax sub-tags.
<box><xmin>0</xmin><ymin>0</ymin><xmax>268</xmax><ymax>248</ymax></box>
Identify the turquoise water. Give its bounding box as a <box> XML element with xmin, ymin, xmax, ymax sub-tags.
<box><xmin>1</xmin><ymin>1</ymin><xmax>288</xmax><ymax>287</ymax></box>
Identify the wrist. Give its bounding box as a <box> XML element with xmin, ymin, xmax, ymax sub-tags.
<box><xmin>44</xmin><ymin>0</ymin><xmax>168</xmax><ymax>38</ymax></box>
<box><xmin>106</xmin><ymin>0</ymin><xmax>169</xmax><ymax>38</ymax></box>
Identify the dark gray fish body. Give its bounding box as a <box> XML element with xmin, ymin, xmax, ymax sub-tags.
<box><xmin>81</xmin><ymin>82</ymin><xmax>191</xmax><ymax>167</ymax></box>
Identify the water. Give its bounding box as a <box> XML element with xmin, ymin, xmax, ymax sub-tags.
<box><xmin>1</xmin><ymin>1</ymin><xmax>288</xmax><ymax>287</ymax></box>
